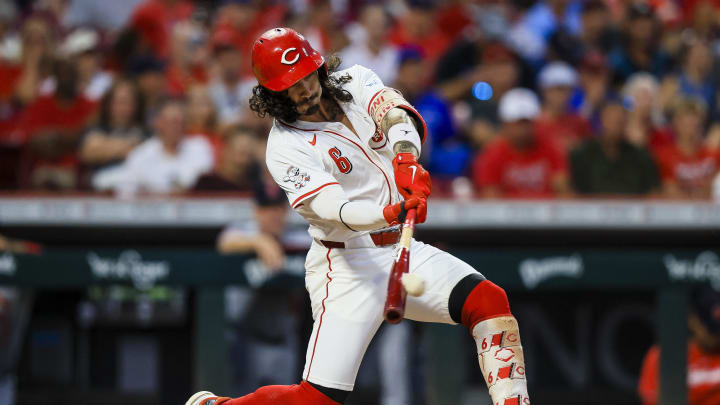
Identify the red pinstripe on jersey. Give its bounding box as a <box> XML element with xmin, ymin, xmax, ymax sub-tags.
<box><xmin>305</xmin><ymin>248</ymin><xmax>335</xmax><ymax>380</ymax></box>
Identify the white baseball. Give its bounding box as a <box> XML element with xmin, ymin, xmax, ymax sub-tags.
<box><xmin>401</xmin><ymin>273</ymin><xmax>425</xmax><ymax>297</ymax></box>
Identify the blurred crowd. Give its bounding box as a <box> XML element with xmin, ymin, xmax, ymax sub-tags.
<box><xmin>2</xmin><ymin>0</ymin><xmax>720</xmax><ymax>199</ymax></box>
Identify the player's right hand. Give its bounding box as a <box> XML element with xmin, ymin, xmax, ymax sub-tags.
<box><xmin>383</xmin><ymin>196</ymin><xmax>427</xmax><ymax>226</ymax></box>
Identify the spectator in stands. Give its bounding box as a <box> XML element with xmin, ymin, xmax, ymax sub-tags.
<box><xmin>55</xmin><ymin>29</ymin><xmax>113</xmax><ymax>102</ymax></box>
<box><xmin>573</xmin><ymin>51</ymin><xmax>612</xmax><ymax>127</ymax></box>
<box><xmin>13</xmin><ymin>14</ymin><xmax>55</xmax><ymax>106</ymax></box>
<box><xmin>301</xmin><ymin>0</ymin><xmax>348</xmax><ymax>55</ymax></box>
<box><xmin>535</xmin><ymin>62</ymin><xmax>591</xmax><ymax>153</ymax></box>
<box><xmin>208</xmin><ymin>33</ymin><xmax>254</xmax><ymax>127</ymax></box>
<box><xmin>608</xmin><ymin>3</ymin><xmax>670</xmax><ymax>84</ymax></box>
<box><xmin>506</xmin><ymin>0</ymin><xmax>583</xmax><ymax>65</ymax></box>
<box><xmin>639</xmin><ymin>284</ymin><xmax>720</xmax><ymax>405</ymax></box>
<box><xmin>128</xmin><ymin>55</ymin><xmax>168</xmax><ymax>123</ymax></box>
<box><xmin>62</xmin><ymin>0</ymin><xmax>144</xmax><ymax>33</ymax></box>
<box><xmin>659</xmin><ymin>38</ymin><xmax>716</xmax><ymax>122</ymax></box>
<box><xmin>547</xmin><ymin>0</ymin><xmax>616</xmax><ymax>66</ymax></box>
<box><xmin>472</xmin><ymin>88</ymin><xmax>570</xmax><ymax>198</ymax></box>
<box><xmin>437</xmin><ymin>40</ymin><xmax>521</xmax><ymax>105</ymax></box>
<box><xmin>388</xmin><ymin>0</ymin><xmax>450</xmax><ymax>64</ymax></box>
<box><xmin>130</xmin><ymin>0</ymin><xmax>195</xmax><ymax>61</ymax></box>
<box><xmin>212</xmin><ymin>0</ymin><xmax>286</xmax><ymax>79</ymax></box>
<box><xmin>578</xmin><ymin>0</ymin><xmax>616</xmax><ymax>54</ymax></box>
<box><xmin>340</xmin><ymin>4</ymin><xmax>398</xmax><ymax>84</ymax></box>
<box><xmin>685</xmin><ymin>0</ymin><xmax>720</xmax><ymax>41</ymax></box>
<box><xmin>193</xmin><ymin>126</ymin><xmax>259</xmax><ymax>192</ymax></box>
<box><xmin>0</xmin><ymin>0</ymin><xmax>14</xmax><ymax>45</ymax></box>
<box><xmin>657</xmin><ymin>98</ymin><xmax>718</xmax><ymax>199</ymax></box>
<box><xmin>93</xmin><ymin>99</ymin><xmax>213</xmax><ymax>195</ymax></box>
<box><xmin>80</xmin><ymin>79</ymin><xmax>146</xmax><ymax>174</ymax></box>
<box><xmin>186</xmin><ymin>85</ymin><xmax>220</xmax><ymax>159</ymax></box>
<box><xmin>570</xmin><ymin>99</ymin><xmax>660</xmax><ymax>195</ymax></box>
<box><xmin>436</xmin><ymin>42</ymin><xmax>522</xmax><ymax>151</ymax></box>
<box><xmin>166</xmin><ymin>21</ymin><xmax>209</xmax><ymax>97</ymax></box>
<box><xmin>623</xmin><ymin>73</ymin><xmax>673</xmax><ymax>151</ymax></box>
<box><xmin>434</xmin><ymin>0</ymin><xmax>475</xmax><ymax>41</ymax></box>
<box><xmin>17</xmin><ymin>59</ymin><xmax>98</xmax><ymax>190</ymax></box>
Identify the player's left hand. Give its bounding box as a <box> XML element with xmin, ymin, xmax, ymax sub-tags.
<box><xmin>392</xmin><ymin>153</ymin><xmax>432</xmax><ymax>199</ymax></box>
<box><xmin>383</xmin><ymin>195</ymin><xmax>427</xmax><ymax>226</ymax></box>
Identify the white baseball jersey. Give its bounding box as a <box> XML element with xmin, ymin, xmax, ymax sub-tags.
<box><xmin>266</xmin><ymin>64</ymin><xmax>401</xmax><ymax>242</ymax></box>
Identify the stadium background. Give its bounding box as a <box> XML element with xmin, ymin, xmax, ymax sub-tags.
<box><xmin>1</xmin><ymin>0</ymin><xmax>719</xmax><ymax>404</ymax></box>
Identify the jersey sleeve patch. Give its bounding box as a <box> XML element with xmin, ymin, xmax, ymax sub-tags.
<box><xmin>266</xmin><ymin>137</ymin><xmax>339</xmax><ymax>210</ymax></box>
<box><xmin>282</xmin><ymin>165</ymin><xmax>311</xmax><ymax>190</ymax></box>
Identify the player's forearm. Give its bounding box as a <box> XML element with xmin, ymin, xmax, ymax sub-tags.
<box><xmin>309</xmin><ymin>185</ymin><xmax>388</xmax><ymax>231</ymax></box>
<box><xmin>382</xmin><ymin>108</ymin><xmax>421</xmax><ymax>157</ymax></box>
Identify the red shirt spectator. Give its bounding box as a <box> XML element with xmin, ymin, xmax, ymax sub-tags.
<box><xmin>16</xmin><ymin>60</ymin><xmax>98</xmax><ymax>189</ymax></box>
<box><xmin>434</xmin><ymin>2</ymin><xmax>473</xmax><ymax>41</ymax></box>
<box><xmin>657</xmin><ymin>97</ymin><xmax>718</xmax><ymax>198</ymax></box>
<box><xmin>473</xmin><ymin>134</ymin><xmax>567</xmax><ymax>198</ymax></box>
<box><xmin>681</xmin><ymin>0</ymin><xmax>720</xmax><ymax>23</ymax></box>
<box><xmin>18</xmin><ymin>93</ymin><xmax>97</xmax><ymax>164</ymax></box>
<box><xmin>131</xmin><ymin>0</ymin><xmax>195</xmax><ymax>60</ymax></box>
<box><xmin>18</xmin><ymin>95</ymin><xmax>97</xmax><ymax>141</ymax></box>
<box><xmin>473</xmin><ymin>88</ymin><xmax>570</xmax><ymax>198</ymax></box>
<box><xmin>656</xmin><ymin>145</ymin><xmax>719</xmax><ymax>196</ymax></box>
<box><xmin>535</xmin><ymin>115</ymin><xmax>592</xmax><ymax>153</ymax></box>
<box><xmin>0</xmin><ymin>63</ymin><xmax>21</xmax><ymax>102</ymax></box>
<box><xmin>648</xmin><ymin>126</ymin><xmax>675</xmax><ymax>153</ymax></box>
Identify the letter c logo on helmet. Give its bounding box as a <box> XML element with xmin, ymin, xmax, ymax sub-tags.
<box><xmin>252</xmin><ymin>27</ymin><xmax>325</xmax><ymax>92</ymax></box>
<box><xmin>281</xmin><ymin>48</ymin><xmax>300</xmax><ymax>65</ymax></box>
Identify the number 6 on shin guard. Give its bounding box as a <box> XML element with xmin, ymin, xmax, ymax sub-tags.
<box><xmin>383</xmin><ymin>209</ymin><xmax>424</xmax><ymax>324</ymax></box>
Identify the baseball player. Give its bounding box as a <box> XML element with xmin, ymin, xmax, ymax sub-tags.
<box><xmin>186</xmin><ymin>28</ymin><xmax>530</xmax><ymax>405</ymax></box>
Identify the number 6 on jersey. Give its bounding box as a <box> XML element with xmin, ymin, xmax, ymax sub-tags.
<box><xmin>328</xmin><ymin>147</ymin><xmax>353</xmax><ymax>174</ymax></box>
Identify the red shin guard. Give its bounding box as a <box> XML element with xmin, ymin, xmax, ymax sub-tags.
<box><xmin>221</xmin><ymin>381</ymin><xmax>340</xmax><ymax>405</ymax></box>
<box><xmin>460</xmin><ymin>280</ymin><xmax>512</xmax><ymax>330</ymax></box>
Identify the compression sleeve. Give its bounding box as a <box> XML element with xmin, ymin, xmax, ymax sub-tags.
<box><xmin>308</xmin><ymin>184</ymin><xmax>389</xmax><ymax>231</ymax></box>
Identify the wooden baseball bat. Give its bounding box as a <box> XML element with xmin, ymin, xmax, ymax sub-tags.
<box><xmin>383</xmin><ymin>208</ymin><xmax>416</xmax><ymax>324</ymax></box>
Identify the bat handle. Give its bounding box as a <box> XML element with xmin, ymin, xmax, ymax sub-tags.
<box><xmin>404</xmin><ymin>208</ymin><xmax>416</xmax><ymax>228</ymax></box>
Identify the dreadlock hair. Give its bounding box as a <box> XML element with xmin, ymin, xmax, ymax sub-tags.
<box><xmin>249</xmin><ymin>54</ymin><xmax>353</xmax><ymax>123</ymax></box>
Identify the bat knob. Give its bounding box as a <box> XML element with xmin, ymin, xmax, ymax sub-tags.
<box><xmin>384</xmin><ymin>310</ymin><xmax>403</xmax><ymax>324</ymax></box>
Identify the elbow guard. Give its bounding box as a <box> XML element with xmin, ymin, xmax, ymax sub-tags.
<box><xmin>368</xmin><ymin>88</ymin><xmax>428</xmax><ymax>144</ymax></box>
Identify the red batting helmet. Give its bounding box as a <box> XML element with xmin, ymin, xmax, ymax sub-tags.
<box><xmin>251</xmin><ymin>27</ymin><xmax>325</xmax><ymax>92</ymax></box>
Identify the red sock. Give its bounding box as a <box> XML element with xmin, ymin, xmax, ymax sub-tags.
<box><xmin>461</xmin><ymin>280</ymin><xmax>512</xmax><ymax>330</ymax></box>
<box><xmin>221</xmin><ymin>381</ymin><xmax>340</xmax><ymax>405</ymax></box>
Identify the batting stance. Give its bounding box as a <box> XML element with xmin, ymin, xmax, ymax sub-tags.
<box><xmin>187</xmin><ymin>28</ymin><xmax>530</xmax><ymax>405</ymax></box>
